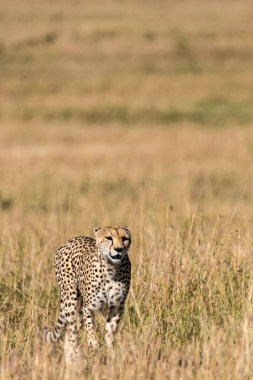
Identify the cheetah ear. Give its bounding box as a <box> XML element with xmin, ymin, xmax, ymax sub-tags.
<box><xmin>93</xmin><ymin>226</ymin><xmax>101</xmax><ymax>235</ymax></box>
<box><xmin>123</xmin><ymin>226</ymin><xmax>131</xmax><ymax>237</ymax></box>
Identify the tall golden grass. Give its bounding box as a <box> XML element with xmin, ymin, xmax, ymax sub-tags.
<box><xmin>1</xmin><ymin>0</ymin><xmax>253</xmax><ymax>379</ymax></box>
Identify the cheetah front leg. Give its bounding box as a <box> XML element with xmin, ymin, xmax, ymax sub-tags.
<box><xmin>82</xmin><ymin>307</ymin><xmax>99</xmax><ymax>351</ymax></box>
<box><xmin>105</xmin><ymin>306</ymin><xmax>123</xmax><ymax>349</ymax></box>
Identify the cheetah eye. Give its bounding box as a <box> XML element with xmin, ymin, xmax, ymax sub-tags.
<box><xmin>105</xmin><ymin>236</ymin><xmax>113</xmax><ymax>241</ymax></box>
<box><xmin>122</xmin><ymin>237</ymin><xmax>129</xmax><ymax>242</ymax></box>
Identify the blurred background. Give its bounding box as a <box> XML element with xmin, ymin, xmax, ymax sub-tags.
<box><xmin>1</xmin><ymin>0</ymin><xmax>253</xmax><ymax>235</ymax></box>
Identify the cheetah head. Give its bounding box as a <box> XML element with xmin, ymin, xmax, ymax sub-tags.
<box><xmin>93</xmin><ymin>226</ymin><xmax>131</xmax><ymax>264</ymax></box>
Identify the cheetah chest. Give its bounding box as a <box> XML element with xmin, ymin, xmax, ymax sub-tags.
<box><xmin>77</xmin><ymin>253</ymin><xmax>130</xmax><ymax>313</ymax></box>
<box><xmin>89</xmin><ymin>277</ymin><xmax>128</xmax><ymax>313</ymax></box>
<box><xmin>78</xmin><ymin>262</ymin><xmax>129</xmax><ymax>312</ymax></box>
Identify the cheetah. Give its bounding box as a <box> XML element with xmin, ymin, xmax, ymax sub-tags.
<box><xmin>44</xmin><ymin>226</ymin><xmax>131</xmax><ymax>362</ymax></box>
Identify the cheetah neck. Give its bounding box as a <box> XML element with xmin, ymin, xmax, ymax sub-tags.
<box><xmin>99</xmin><ymin>252</ymin><xmax>128</xmax><ymax>279</ymax></box>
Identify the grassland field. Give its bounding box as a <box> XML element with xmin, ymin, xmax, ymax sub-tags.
<box><xmin>1</xmin><ymin>0</ymin><xmax>253</xmax><ymax>379</ymax></box>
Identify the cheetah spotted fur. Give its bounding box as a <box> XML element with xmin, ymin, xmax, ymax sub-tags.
<box><xmin>44</xmin><ymin>226</ymin><xmax>131</xmax><ymax>362</ymax></box>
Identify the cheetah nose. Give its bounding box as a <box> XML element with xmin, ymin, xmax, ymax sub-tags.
<box><xmin>115</xmin><ymin>247</ymin><xmax>123</xmax><ymax>253</ymax></box>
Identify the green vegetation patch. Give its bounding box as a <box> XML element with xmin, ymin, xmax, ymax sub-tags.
<box><xmin>14</xmin><ymin>98</ymin><xmax>253</xmax><ymax>126</ymax></box>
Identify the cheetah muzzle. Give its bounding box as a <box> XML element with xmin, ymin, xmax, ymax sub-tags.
<box><xmin>44</xmin><ymin>226</ymin><xmax>132</xmax><ymax>363</ymax></box>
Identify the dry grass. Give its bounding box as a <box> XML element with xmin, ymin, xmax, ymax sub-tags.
<box><xmin>1</xmin><ymin>0</ymin><xmax>253</xmax><ymax>379</ymax></box>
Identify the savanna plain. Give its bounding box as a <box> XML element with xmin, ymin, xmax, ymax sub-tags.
<box><xmin>1</xmin><ymin>0</ymin><xmax>253</xmax><ymax>379</ymax></box>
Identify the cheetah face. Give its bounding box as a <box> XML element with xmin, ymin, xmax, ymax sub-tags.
<box><xmin>93</xmin><ymin>226</ymin><xmax>131</xmax><ymax>264</ymax></box>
